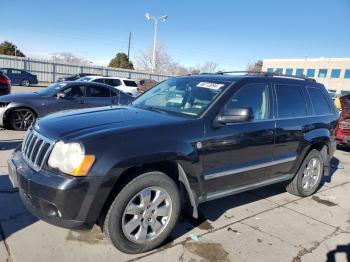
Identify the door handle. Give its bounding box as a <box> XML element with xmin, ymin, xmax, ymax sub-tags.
<box><xmin>262</xmin><ymin>130</ymin><xmax>274</xmax><ymax>136</ymax></box>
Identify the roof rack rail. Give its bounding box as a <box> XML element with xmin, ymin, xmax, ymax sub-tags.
<box><xmin>216</xmin><ymin>71</ymin><xmax>316</xmax><ymax>82</ymax></box>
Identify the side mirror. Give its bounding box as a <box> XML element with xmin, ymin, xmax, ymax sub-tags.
<box><xmin>214</xmin><ymin>107</ymin><xmax>253</xmax><ymax>127</ymax></box>
<box><xmin>56</xmin><ymin>92</ymin><xmax>66</xmax><ymax>99</ymax></box>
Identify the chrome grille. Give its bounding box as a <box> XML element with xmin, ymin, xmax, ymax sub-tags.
<box><xmin>21</xmin><ymin>128</ymin><xmax>54</xmax><ymax>171</ymax></box>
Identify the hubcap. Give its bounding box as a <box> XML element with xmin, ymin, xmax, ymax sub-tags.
<box><xmin>12</xmin><ymin>109</ymin><xmax>34</xmax><ymax>130</ymax></box>
<box><xmin>122</xmin><ymin>187</ymin><xmax>172</xmax><ymax>244</ymax></box>
<box><xmin>302</xmin><ymin>157</ymin><xmax>321</xmax><ymax>190</ymax></box>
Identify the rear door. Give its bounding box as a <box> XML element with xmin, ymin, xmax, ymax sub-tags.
<box><xmin>271</xmin><ymin>84</ymin><xmax>310</xmax><ymax>178</ymax></box>
<box><xmin>9</xmin><ymin>69</ymin><xmax>22</xmax><ymax>84</ymax></box>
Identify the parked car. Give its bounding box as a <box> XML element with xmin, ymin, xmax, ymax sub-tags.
<box><xmin>335</xmin><ymin>94</ymin><xmax>350</xmax><ymax>147</ymax></box>
<box><xmin>0</xmin><ymin>81</ymin><xmax>132</xmax><ymax>131</ymax></box>
<box><xmin>78</xmin><ymin>76</ymin><xmax>140</xmax><ymax>97</ymax></box>
<box><xmin>8</xmin><ymin>72</ymin><xmax>338</xmax><ymax>253</ymax></box>
<box><xmin>0</xmin><ymin>68</ymin><xmax>38</xmax><ymax>86</ymax></box>
<box><xmin>0</xmin><ymin>71</ymin><xmax>11</xmax><ymax>96</ymax></box>
<box><xmin>137</xmin><ymin>79</ymin><xmax>158</xmax><ymax>93</ymax></box>
<box><xmin>57</xmin><ymin>73</ymin><xmax>98</xmax><ymax>82</ymax></box>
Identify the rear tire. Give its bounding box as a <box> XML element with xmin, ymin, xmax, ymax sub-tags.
<box><xmin>286</xmin><ymin>149</ymin><xmax>324</xmax><ymax>197</ymax></box>
<box><xmin>20</xmin><ymin>79</ymin><xmax>30</xmax><ymax>86</ymax></box>
<box><xmin>103</xmin><ymin>171</ymin><xmax>181</xmax><ymax>254</ymax></box>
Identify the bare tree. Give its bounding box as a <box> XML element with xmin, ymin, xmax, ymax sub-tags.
<box><xmin>51</xmin><ymin>52</ymin><xmax>92</xmax><ymax>65</ymax></box>
<box><xmin>136</xmin><ymin>43</ymin><xmax>172</xmax><ymax>73</ymax></box>
<box><xmin>198</xmin><ymin>61</ymin><xmax>219</xmax><ymax>73</ymax></box>
<box><xmin>246</xmin><ymin>60</ymin><xmax>263</xmax><ymax>72</ymax></box>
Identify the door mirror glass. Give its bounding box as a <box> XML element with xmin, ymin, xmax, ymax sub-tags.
<box><xmin>56</xmin><ymin>92</ymin><xmax>66</xmax><ymax>99</ymax></box>
<box><xmin>214</xmin><ymin>107</ymin><xmax>253</xmax><ymax>126</ymax></box>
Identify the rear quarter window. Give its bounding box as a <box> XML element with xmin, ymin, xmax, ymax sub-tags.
<box><xmin>307</xmin><ymin>87</ymin><xmax>332</xmax><ymax>115</ymax></box>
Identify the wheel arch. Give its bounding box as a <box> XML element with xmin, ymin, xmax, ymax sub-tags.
<box><xmin>3</xmin><ymin>105</ymin><xmax>38</xmax><ymax>128</ymax></box>
<box><xmin>98</xmin><ymin>160</ymin><xmax>199</xmax><ymax>227</ymax></box>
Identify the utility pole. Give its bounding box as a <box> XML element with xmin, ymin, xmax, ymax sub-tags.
<box><xmin>127</xmin><ymin>32</ymin><xmax>131</xmax><ymax>60</ymax></box>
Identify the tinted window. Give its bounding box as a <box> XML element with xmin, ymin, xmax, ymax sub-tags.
<box><xmin>318</xmin><ymin>69</ymin><xmax>328</xmax><ymax>78</ymax></box>
<box><xmin>86</xmin><ymin>85</ymin><xmax>110</xmax><ymax>97</ymax></box>
<box><xmin>307</xmin><ymin>69</ymin><xmax>315</xmax><ymax>77</ymax></box>
<box><xmin>276</xmin><ymin>85</ymin><xmax>307</xmax><ymax>118</ymax></box>
<box><xmin>308</xmin><ymin>87</ymin><xmax>332</xmax><ymax>115</ymax></box>
<box><xmin>285</xmin><ymin>68</ymin><xmax>293</xmax><ymax>75</ymax></box>
<box><xmin>345</xmin><ymin>69</ymin><xmax>350</xmax><ymax>79</ymax></box>
<box><xmin>226</xmin><ymin>84</ymin><xmax>270</xmax><ymax>121</ymax></box>
<box><xmin>92</xmin><ymin>78</ymin><xmax>105</xmax><ymax>84</ymax></box>
<box><xmin>331</xmin><ymin>69</ymin><xmax>341</xmax><ymax>78</ymax></box>
<box><xmin>296</xmin><ymin>68</ymin><xmax>304</xmax><ymax>76</ymax></box>
<box><xmin>63</xmin><ymin>85</ymin><xmax>85</xmax><ymax>98</ymax></box>
<box><xmin>105</xmin><ymin>79</ymin><xmax>121</xmax><ymax>86</ymax></box>
<box><xmin>124</xmin><ymin>80</ymin><xmax>137</xmax><ymax>87</ymax></box>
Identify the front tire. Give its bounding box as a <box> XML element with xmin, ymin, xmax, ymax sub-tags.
<box><xmin>9</xmin><ymin>108</ymin><xmax>36</xmax><ymax>131</ymax></box>
<box><xmin>103</xmin><ymin>171</ymin><xmax>181</xmax><ymax>254</ymax></box>
<box><xmin>286</xmin><ymin>149</ymin><xmax>324</xmax><ymax>197</ymax></box>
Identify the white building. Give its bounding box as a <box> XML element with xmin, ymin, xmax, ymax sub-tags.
<box><xmin>262</xmin><ymin>58</ymin><xmax>350</xmax><ymax>94</ymax></box>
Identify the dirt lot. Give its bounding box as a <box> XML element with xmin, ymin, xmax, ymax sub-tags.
<box><xmin>0</xmin><ymin>86</ymin><xmax>350</xmax><ymax>262</ymax></box>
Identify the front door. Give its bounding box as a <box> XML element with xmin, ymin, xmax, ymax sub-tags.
<box><xmin>202</xmin><ymin>83</ymin><xmax>275</xmax><ymax>194</ymax></box>
<box><xmin>84</xmin><ymin>85</ymin><xmax>114</xmax><ymax>107</ymax></box>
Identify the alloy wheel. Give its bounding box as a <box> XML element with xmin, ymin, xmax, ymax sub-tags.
<box><xmin>121</xmin><ymin>186</ymin><xmax>172</xmax><ymax>244</ymax></box>
<box><xmin>302</xmin><ymin>157</ymin><xmax>321</xmax><ymax>190</ymax></box>
<box><xmin>11</xmin><ymin>109</ymin><xmax>35</xmax><ymax>130</ymax></box>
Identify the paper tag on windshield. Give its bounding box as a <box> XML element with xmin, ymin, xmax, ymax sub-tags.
<box><xmin>197</xmin><ymin>82</ymin><xmax>224</xmax><ymax>90</ymax></box>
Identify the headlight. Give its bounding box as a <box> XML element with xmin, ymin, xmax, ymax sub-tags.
<box><xmin>48</xmin><ymin>141</ymin><xmax>95</xmax><ymax>176</ymax></box>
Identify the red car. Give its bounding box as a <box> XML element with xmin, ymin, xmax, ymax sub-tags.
<box><xmin>335</xmin><ymin>94</ymin><xmax>350</xmax><ymax>146</ymax></box>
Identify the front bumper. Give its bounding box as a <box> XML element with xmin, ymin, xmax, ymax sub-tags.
<box><xmin>8</xmin><ymin>149</ymin><xmax>110</xmax><ymax>230</ymax></box>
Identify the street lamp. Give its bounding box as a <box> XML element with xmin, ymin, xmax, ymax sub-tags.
<box><xmin>145</xmin><ymin>13</ymin><xmax>168</xmax><ymax>72</ymax></box>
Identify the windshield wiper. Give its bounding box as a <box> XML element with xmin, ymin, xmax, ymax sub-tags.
<box><xmin>133</xmin><ymin>104</ymin><xmax>168</xmax><ymax>114</ymax></box>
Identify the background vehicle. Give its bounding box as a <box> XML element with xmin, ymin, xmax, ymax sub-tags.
<box><xmin>0</xmin><ymin>71</ymin><xmax>11</xmax><ymax>96</ymax></box>
<box><xmin>78</xmin><ymin>76</ymin><xmax>140</xmax><ymax>97</ymax></box>
<box><xmin>137</xmin><ymin>79</ymin><xmax>158</xmax><ymax>93</ymax></box>
<box><xmin>0</xmin><ymin>81</ymin><xmax>132</xmax><ymax>130</ymax></box>
<box><xmin>0</xmin><ymin>68</ymin><xmax>38</xmax><ymax>86</ymax></box>
<box><xmin>57</xmin><ymin>73</ymin><xmax>98</xmax><ymax>82</ymax></box>
<box><xmin>9</xmin><ymin>72</ymin><xmax>338</xmax><ymax>253</ymax></box>
<box><xmin>335</xmin><ymin>94</ymin><xmax>350</xmax><ymax>147</ymax></box>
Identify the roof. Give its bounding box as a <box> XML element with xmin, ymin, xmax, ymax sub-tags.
<box><xmin>85</xmin><ymin>76</ymin><xmax>135</xmax><ymax>81</ymax></box>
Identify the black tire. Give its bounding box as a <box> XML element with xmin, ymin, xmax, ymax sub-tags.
<box><xmin>9</xmin><ymin>108</ymin><xmax>36</xmax><ymax>131</ymax></box>
<box><xmin>20</xmin><ymin>79</ymin><xmax>30</xmax><ymax>86</ymax></box>
<box><xmin>286</xmin><ymin>149</ymin><xmax>324</xmax><ymax>197</ymax></box>
<box><xmin>103</xmin><ymin>171</ymin><xmax>181</xmax><ymax>254</ymax></box>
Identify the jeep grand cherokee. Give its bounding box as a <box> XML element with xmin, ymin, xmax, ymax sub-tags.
<box><xmin>8</xmin><ymin>72</ymin><xmax>338</xmax><ymax>253</ymax></box>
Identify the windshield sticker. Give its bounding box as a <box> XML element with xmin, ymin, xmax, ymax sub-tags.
<box><xmin>197</xmin><ymin>82</ymin><xmax>224</xmax><ymax>90</ymax></box>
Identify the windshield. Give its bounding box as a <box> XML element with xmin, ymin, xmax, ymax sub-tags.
<box><xmin>38</xmin><ymin>82</ymin><xmax>68</xmax><ymax>96</ymax></box>
<box><xmin>132</xmin><ymin>78</ymin><xmax>231</xmax><ymax>117</ymax></box>
<box><xmin>77</xmin><ymin>76</ymin><xmax>93</xmax><ymax>82</ymax></box>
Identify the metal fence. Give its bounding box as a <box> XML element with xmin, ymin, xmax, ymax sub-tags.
<box><xmin>0</xmin><ymin>54</ymin><xmax>172</xmax><ymax>83</ymax></box>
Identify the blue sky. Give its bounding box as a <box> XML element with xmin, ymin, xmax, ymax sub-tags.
<box><xmin>1</xmin><ymin>0</ymin><xmax>349</xmax><ymax>70</ymax></box>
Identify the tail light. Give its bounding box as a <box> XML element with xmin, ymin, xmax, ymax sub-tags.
<box><xmin>0</xmin><ymin>74</ymin><xmax>10</xmax><ymax>84</ymax></box>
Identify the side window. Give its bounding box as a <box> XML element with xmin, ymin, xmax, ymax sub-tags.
<box><xmin>275</xmin><ymin>85</ymin><xmax>307</xmax><ymax>118</ymax></box>
<box><xmin>86</xmin><ymin>85</ymin><xmax>111</xmax><ymax>97</ymax></box>
<box><xmin>123</xmin><ymin>80</ymin><xmax>138</xmax><ymax>87</ymax></box>
<box><xmin>307</xmin><ymin>87</ymin><xmax>332</xmax><ymax>115</ymax></box>
<box><xmin>11</xmin><ymin>70</ymin><xmax>22</xmax><ymax>75</ymax></box>
<box><xmin>225</xmin><ymin>83</ymin><xmax>270</xmax><ymax>121</ymax></box>
<box><xmin>63</xmin><ymin>85</ymin><xmax>85</xmax><ymax>98</ymax></box>
<box><xmin>1</xmin><ymin>69</ymin><xmax>8</xmax><ymax>74</ymax></box>
<box><xmin>92</xmin><ymin>78</ymin><xmax>105</xmax><ymax>84</ymax></box>
<box><xmin>111</xmin><ymin>79</ymin><xmax>122</xmax><ymax>86</ymax></box>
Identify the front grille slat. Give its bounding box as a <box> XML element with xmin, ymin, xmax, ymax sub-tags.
<box><xmin>21</xmin><ymin>129</ymin><xmax>54</xmax><ymax>171</ymax></box>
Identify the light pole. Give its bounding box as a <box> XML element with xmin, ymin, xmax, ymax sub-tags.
<box><xmin>145</xmin><ymin>13</ymin><xmax>168</xmax><ymax>72</ymax></box>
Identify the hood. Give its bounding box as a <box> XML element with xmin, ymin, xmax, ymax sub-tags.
<box><xmin>0</xmin><ymin>92</ymin><xmax>41</xmax><ymax>102</ymax></box>
<box><xmin>35</xmin><ymin>105</ymin><xmax>185</xmax><ymax>141</ymax></box>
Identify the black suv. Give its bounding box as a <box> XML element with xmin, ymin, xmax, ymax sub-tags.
<box><xmin>8</xmin><ymin>72</ymin><xmax>338</xmax><ymax>253</ymax></box>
